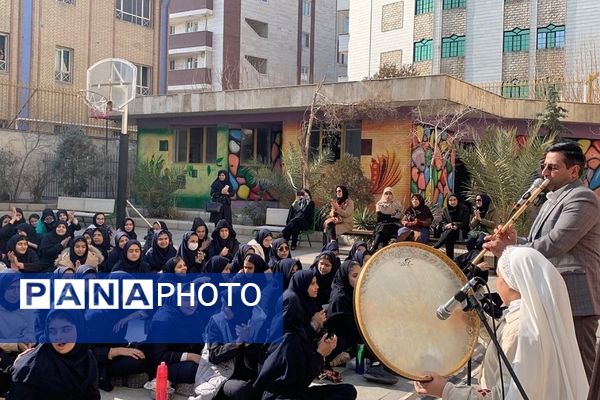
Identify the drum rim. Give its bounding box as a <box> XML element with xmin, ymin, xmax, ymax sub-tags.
<box><xmin>353</xmin><ymin>241</ymin><xmax>481</xmax><ymax>381</ymax></box>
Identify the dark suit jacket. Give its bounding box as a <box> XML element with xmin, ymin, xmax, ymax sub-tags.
<box><xmin>523</xmin><ymin>181</ymin><xmax>600</xmax><ymax>316</ymax></box>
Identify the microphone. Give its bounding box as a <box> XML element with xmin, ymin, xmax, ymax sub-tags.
<box><xmin>436</xmin><ymin>278</ymin><xmax>479</xmax><ymax>320</ymax></box>
<box><xmin>512</xmin><ymin>178</ymin><xmax>544</xmax><ymax>212</ymax></box>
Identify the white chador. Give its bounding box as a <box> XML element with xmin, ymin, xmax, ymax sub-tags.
<box><xmin>443</xmin><ymin>247</ymin><xmax>589</xmax><ymax>400</ymax></box>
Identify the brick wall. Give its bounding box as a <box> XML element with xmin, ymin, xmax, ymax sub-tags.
<box><xmin>440</xmin><ymin>58</ymin><xmax>464</xmax><ymax>80</ymax></box>
<box><xmin>535</xmin><ymin>49</ymin><xmax>565</xmax><ymax>79</ymax></box>
<box><xmin>414</xmin><ymin>13</ymin><xmax>434</xmax><ymax>41</ymax></box>
<box><xmin>538</xmin><ymin>0</ymin><xmax>565</xmax><ymax>27</ymax></box>
<box><xmin>502</xmin><ymin>52</ymin><xmax>529</xmax><ymax>80</ymax></box>
<box><xmin>414</xmin><ymin>60</ymin><xmax>433</xmax><ymax>75</ymax></box>
<box><xmin>441</xmin><ymin>8</ymin><xmax>466</xmax><ymax>37</ymax></box>
<box><xmin>503</xmin><ymin>0</ymin><xmax>530</xmax><ymax>30</ymax></box>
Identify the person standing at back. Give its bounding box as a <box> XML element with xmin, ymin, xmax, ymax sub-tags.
<box><xmin>209</xmin><ymin>170</ymin><xmax>235</xmax><ymax>226</ymax></box>
<box><xmin>484</xmin><ymin>141</ymin><xmax>600</xmax><ymax>393</ymax></box>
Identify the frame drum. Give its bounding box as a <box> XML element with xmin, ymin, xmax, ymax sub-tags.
<box><xmin>354</xmin><ymin>242</ymin><xmax>480</xmax><ymax>381</ymax></box>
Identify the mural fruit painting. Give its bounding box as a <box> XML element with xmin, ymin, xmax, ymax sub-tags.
<box><xmin>237</xmin><ymin>184</ymin><xmax>250</xmax><ymax>200</ymax></box>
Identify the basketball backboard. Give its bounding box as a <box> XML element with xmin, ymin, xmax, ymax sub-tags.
<box><xmin>86</xmin><ymin>58</ymin><xmax>137</xmax><ymax>111</ymax></box>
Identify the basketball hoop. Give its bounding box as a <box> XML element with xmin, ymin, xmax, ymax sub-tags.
<box><xmin>80</xmin><ymin>90</ymin><xmax>110</xmax><ymax>119</ymax></box>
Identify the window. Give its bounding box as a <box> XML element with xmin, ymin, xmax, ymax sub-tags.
<box><xmin>382</xmin><ymin>2</ymin><xmax>403</xmax><ymax>32</ymax></box>
<box><xmin>0</xmin><ymin>34</ymin><xmax>7</xmax><ymax>72</ymax></box>
<box><xmin>169</xmin><ymin>59</ymin><xmax>175</xmax><ymax>70</ymax></box>
<box><xmin>503</xmin><ymin>28</ymin><xmax>529</xmax><ymax>52</ymax></box>
<box><xmin>115</xmin><ymin>0</ymin><xmax>151</xmax><ymax>27</ymax></box>
<box><xmin>301</xmin><ymin>66</ymin><xmax>309</xmax><ymax>82</ymax></box>
<box><xmin>58</xmin><ymin>0</ymin><xmax>75</xmax><ymax>4</ymax></box>
<box><xmin>415</xmin><ymin>0</ymin><xmax>433</xmax><ymax>15</ymax></box>
<box><xmin>441</xmin><ymin>35</ymin><xmax>465</xmax><ymax>58</ymax></box>
<box><xmin>186</xmin><ymin>57</ymin><xmax>198</xmax><ymax>69</ymax></box>
<box><xmin>308</xmin><ymin>123</ymin><xmax>362</xmax><ymax>161</ymax></box>
<box><xmin>55</xmin><ymin>47</ymin><xmax>73</xmax><ymax>83</ymax></box>
<box><xmin>245</xmin><ymin>18</ymin><xmax>268</xmax><ymax>38</ymax></box>
<box><xmin>338</xmin><ymin>12</ymin><xmax>349</xmax><ymax>35</ymax></box>
<box><xmin>502</xmin><ymin>80</ymin><xmax>529</xmax><ymax>99</ymax></box>
<box><xmin>380</xmin><ymin>50</ymin><xmax>402</xmax><ymax>67</ymax></box>
<box><xmin>186</xmin><ymin>21</ymin><xmax>198</xmax><ymax>32</ymax></box>
<box><xmin>245</xmin><ymin>55</ymin><xmax>267</xmax><ymax>74</ymax></box>
<box><xmin>169</xmin><ymin>25</ymin><xmax>175</xmax><ymax>35</ymax></box>
<box><xmin>302</xmin><ymin>32</ymin><xmax>310</xmax><ymax>48</ymax></box>
<box><xmin>337</xmin><ymin>51</ymin><xmax>347</xmax><ymax>65</ymax></box>
<box><xmin>537</xmin><ymin>24</ymin><xmax>565</xmax><ymax>49</ymax></box>
<box><xmin>302</xmin><ymin>0</ymin><xmax>311</xmax><ymax>16</ymax></box>
<box><xmin>442</xmin><ymin>0</ymin><xmax>465</xmax><ymax>9</ymax></box>
<box><xmin>414</xmin><ymin>39</ymin><xmax>433</xmax><ymax>61</ymax></box>
<box><xmin>135</xmin><ymin>64</ymin><xmax>150</xmax><ymax>95</ymax></box>
<box><xmin>174</xmin><ymin>127</ymin><xmax>218</xmax><ymax>164</ymax></box>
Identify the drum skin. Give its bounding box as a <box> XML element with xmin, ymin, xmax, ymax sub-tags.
<box><xmin>354</xmin><ymin>242</ymin><xmax>480</xmax><ymax>381</ymax></box>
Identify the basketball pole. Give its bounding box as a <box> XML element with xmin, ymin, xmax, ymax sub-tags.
<box><xmin>116</xmin><ymin>104</ymin><xmax>129</xmax><ymax>226</ymax></box>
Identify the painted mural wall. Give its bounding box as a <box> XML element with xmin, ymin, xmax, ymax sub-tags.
<box><xmin>579</xmin><ymin>139</ymin><xmax>600</xmax><ymax>196</ymax></box>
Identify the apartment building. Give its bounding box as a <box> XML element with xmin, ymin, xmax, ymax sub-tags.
<box><xmin>347</xmin><ymin>0</ymin><xmax>600</xmax><ymax>100</ymax></box>
<box><xmin>166</xmin><ymin>0</ymin><xmax>338</xmax><ymax>92</ymax></box>
<box><xmin>0</xmin><ymin>0</ymin><xmax>163</xmax><ymax>129</ymax></box>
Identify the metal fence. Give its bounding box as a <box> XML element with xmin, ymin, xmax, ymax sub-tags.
<box><xmin>475</xmin><ymin>78</ymin><xmax>600</xmax><ymax>103</ymax></box>
<box><xmin>0</xmin><ymin>82</ymin><xmax>135</xmax><ymax>137</ymax></box>
<box><xmin>41</xmin><ymin>153</ymin><xmax>136</xmax><ymax>199</ymax></box>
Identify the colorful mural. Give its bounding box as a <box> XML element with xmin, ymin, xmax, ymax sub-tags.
<box><xmin>410</xmin><ymin>124</ymin><xmax>456</xmax><ymax>208</ymax></box>
<box><xmin>579</xmin><ymin>139</ymin><xmax>600</xmax><ymax>196</ymax></box>
<box><xmin>369</xmin><ymin>152</ymin><xmax>403</xmax><ymax>194</ymax></box>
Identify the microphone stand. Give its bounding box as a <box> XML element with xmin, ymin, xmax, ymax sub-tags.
<box><xmin>465</xmin><ymin>293</ymin><xmax>529</xmax><ymax>400</ymax></box>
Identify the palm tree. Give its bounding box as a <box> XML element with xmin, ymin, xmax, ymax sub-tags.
<box><xmin>458</xmin><ymin>125</ymin><xmax>555</xmax><ymax>233</ymax></box>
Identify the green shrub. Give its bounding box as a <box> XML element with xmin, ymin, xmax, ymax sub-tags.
<box><xmin>52</xmin><ymin>127</ymin><xmax>100</xmax><ymax>196</ymax></box>
<box><xmin>132</xmin><ymin>155</ymin><xmax>185</xmax><ymax>218</ymax></box>
<box><xmin>353</xmin><ymin>206</ymin><xmax>377</xmax><ymax>231</ymax></box>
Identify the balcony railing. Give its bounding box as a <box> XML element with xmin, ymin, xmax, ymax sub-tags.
<box><xmin>169</xmin><ymin>31</ymin><xmax>213</xmax><ymax>50</ymax></box>
<box><xmin>168</xmin><ymin>68</ymin><xmax>212</xmax><ymax>86</ymax></box>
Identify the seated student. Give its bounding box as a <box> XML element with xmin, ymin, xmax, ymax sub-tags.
<box><xmin>371</xmin><ymin>187</ymin><xmax>403</xmax><ymax>252</ymax></box>
<box><xmin>0</xmin><ymin>270</ymin><xmax>34</xmax><ymax>395</ymax></box>
<box><xmin>56</xmin><ymin>209</ymin><xmax>81</xmax><ymax>237</ymax></box>
<box><xmin>0</xmin><ymin>208</ymin><xmax>25</xmax><ymax>255</ymax></box>
<box><xmin>271</xmin><ymin>258</ymin><xmax>302</xmax><ymax>290</ymax></box>
<box><xmin>55</xmin><ymin>235</ymin><xmax>104</xmax><ymax>272</ymax></box>
<box><xmin>103</xmin><ymin>232</ymin><xmax>129</xmax><ymax>273</ymax></box>
<box><xmin>433</xmin><ymin>193</ymin><xmax>470</xmax><ymax>259</ymax></box>
<box><xmin>204</xmin><ymin>287</ymin><xmax>266</xmax><ymax>400</ymax></box>
<box><xmin>8</xmin><ymin>309</ymin><xmax>100</xmax><ymax>400</ymax></box>
<box><xmin>466</xmin><ymin>193</ymin><xmax>497</xmax><ymax>251</ymax></box>
<box><xmin>111</xmin><ymin>240</ymin><xmax>151</xmax><ymax>273</ymax></box>
<box><xmin>309</xmin><ymin>251</ymin><xmax>339</xmax><ymax>307</ymax></box>
<box><xmin>208</xmin><ymin>219</ymin><xmax>240</xmax><ymax>261</ymax></box>
<box><xmin>148</xmin><ymin>288</ymin><xmax>204</xmax><ymax>385</ymax></box>
<box><xmin>15</xmin><ymin>222</ymin><xmax>40</xmax><ymax>251</ymax></box>
<box><xmin>2</xmin><ymin>235</ymin><xmax>42</xmax><ymax>273</ymax></box>
<box><xmin>414</xmin><ymin>247</ymin><xmax>589</xmax><ymax>399</ymax></box>
<box><xmin>282</xmin><ymin>189</ymin><xmax>315</xmax><ymax>250</ymax></box>
<box><xmin>268</xmin><ymin>238</ymin><xmax>291</xmax><ymax>269</ymax></box>
<box><xmin>177</xmin><ymin>232</ymin><xmax>205</xmax><ymax>273</ymax></box>
<box><xmin>38</xmin><ymin>222</ymin><xmax>71</xmax><ymax>272</ymax></box>
<box><xmin>231</xmin><ymin>244</ymin><xmax>255</xmax><ymax>273</ymax></box>
<box><xmin>344</xmin><ymin>240</ymin><xmax>367</xmax><ymax>262</ymax></box>
<box><xmin>254</xmin><ymin>270</ymin><xmax>357</xmax><ymax>400</ymax></box>
<box><xmin>143</xmin><ymin>220</ymin><xmax>169</xmax><ymax>253</ymax></box>
<box><xmin>247</xmin><ymin>229</ymin><xmax>273</xmax><ymax>263</ymax></box>
<box><xmin>90</xmin><ymin>227</ymin><xmax>111</xmax><ymax>272</ymax></box>
<box><xmin>86</xmin><ymin>212</ymin><xmax>113</xmax><ymax>238</ymax></box>
<box><xmin>118</xmin><ymin>217</ymin><xmax>137</xmax><ymax>240</ymax></box>
<box><xmin>28</xmin><ymin>213</ymin><xmax>39</xmax><ymax>229</ymax></box>
<box><xmin>35</xmin><ymin>208</ymin><xmax>56</xmax><ymax>238</ymax></box>
<box><xmin>397</xmin><ymin>194</ymin><xmax>433</xmax><ymax>243</ymax></box>
<box><xmin>143</xmin><ymin>228</ymin><xmax>177</xmax><ymax>272</ymax></box>
<box><xmin>191</xmin><ymin>217</ymin><xmax>211</xmax><ymax>254</ymax></box>
<box><xmin>86</xmin><ymin>273</ymin><xmax>150</xmax><ymax>392</ymax></box>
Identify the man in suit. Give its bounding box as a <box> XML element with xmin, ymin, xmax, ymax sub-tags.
<box><xmin>484</xmin><ymin>141</ymin><xmax>600</xmax><ymax>388</ymax></box>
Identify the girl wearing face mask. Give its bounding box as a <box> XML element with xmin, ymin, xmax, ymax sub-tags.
<box><xmin>176</xmin><ymin>232</ymin><xmax>205</xmax><ymax>273</ymax></box>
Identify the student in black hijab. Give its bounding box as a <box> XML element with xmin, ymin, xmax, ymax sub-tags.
<box><xmin>466</xmin><ymin>193</ymin><xmax>498</xmax><ymax>251</ymax></box>
<box><xmin>90</xmin><ymin>227</ymin><xmax>111</xmax><ymax>272</ymax></box>
<box><xmin>0</xmin><ymin>208</ymin><xmax>25</xmax><ymax>254</ymax></box>
<box><xmin>254</xmin><ymin>270</ymin><xmax>357</xmax><ymax>400</ymax></box>
<box><xmin>191</xmin><ymin>217</ymin><xmax>211</xmax><ymax>254</ymax></box>
<box><xmin>344</xmin><ymin>240</ymin><xmax>368</xmax><ymax>262</ymax></box>
<box><xmin>209</xmin><ymin>170</ymin><xmax>235</xmax><ymax>226</ymax></box>
<box><xmin>16</xmin><ymin>222</ymin><xmax>40</xmax><ymax>251</ymax></box>
<box><xmin>8</xmin><ymin>309</ymin><xmax>100</xmax><ymax>400</ymax></box>
<box><xmin>105</xmin><ymin>232</ymin><xmax>129</xmax><ymax>273</ymax></box>
<box><xmin>271</xmin><ymin>257</ymin><xmax>302</xmax><ymax>292</ymax></box>
<box><xmin>143</xmin><ymin>229</ymin><xmax>176</xmax><ymax>272</ymax></box>
<box><xmin>309</xmin><ymin>251</ymin><xmax>339</xmax><ymax>307</ymax></box>
<box><xmin>203</xmin><ymin>255</ymin><xmax>232</xmax><ymax>275</ymax></box>
<box><xmin>268</xmin><ymin>238</ymin><xmax>291</xmax><ymax>269</ymax></box>
<box><xmin>176</xmin><ymin>231</ymin><xmax>205</xmax><ymax>273</ymax></box>
<box><xmin>433</xmin><ymin>193</ymin><xmax>470</xmax><ymax>258</ymax></box>
<box><xmin>111</xmin><ymin>240</ymin><xmax>151</xmax><ymax>273</ymax></box>
<box><xmin>204</xmin><ymin>287</ymin><xmax>263</xmax><ymax>400</ymax></box>
<box><xmin>321</xmin><ymin>240</ymin><xmax>339</xmax><ymax>256</ymax></box>
<box><xmin>208</xmin><ymin>219</ymin><xmax>240</xmax><ymax>261</ymax></box>
<box><xmin>56</xmin><ymin>209</ymin><xmax>81</xmax><ymax>237</ymax></box>
<box><xmin>2</xmin><ymin>235</ymin><xmax>42</xmax><ymax>272</ymax></box>
<box><xmin>28</xmin><ymin>213</ymin><xmax>39</xmax><ymax>229</ymax></box>
<box><xmin>88</xmin><ymin>212</ymin><xmax>112</xmax><ymax>235</ymax></box>
<box><xmin>230</xmin><ymin>244</ymin><xmax>255</xmax><ymax>273</ymax></box>
<box><xmin>248</xmin><ymin>228</ymin><xmax>273</xmax><ymax>262</ymax></box>
<box><xmin>282</xmin><ymin>188</ymin><xmax>315</xmax><ymax>250</ymax></box>
<box><xmin>352</xmin><ymin>249</ymin><xmax>372</xmax><ymax>267</ymax></box>
<box><xmin>35</xmin><ymin>208</ymin><xmax>56</xmax><ymax>238</ymax></box>
<box><xmin>118</xmin><ymin>217</ymin><xmax>137</xmax><ymax>240</ymax></box>
<box><xmin>148</xmin><ymin>284</ymin><xmax>205</xmax><ymax>385</ymax></box>
<box><xmin>38</xmin><ymin>221</ymin><xmax>71</xmax><ymax>272</ymax></box>
<box><xmin>143</xmin><ymin>220</ymin><xmax>169</xmax><ymax>253</ymax></box>
<box><xmin>241</xmin><ymin>253</ymin><xmax>269</xmax><ymax>274</ymax></box>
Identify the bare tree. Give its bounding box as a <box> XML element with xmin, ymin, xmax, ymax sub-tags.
<box><xmin>9</xmin><ymin>126</ymin><xmax>51</xmax><ymax>201</ymax></box>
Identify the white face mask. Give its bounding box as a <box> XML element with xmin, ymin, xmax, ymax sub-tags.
<box><xmin>188</xmin><ymin>242</ymin><xmax>199</xmax><ymax>251</ymax></box>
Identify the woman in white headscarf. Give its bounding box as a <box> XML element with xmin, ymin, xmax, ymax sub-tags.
<box><xmin>414</xmin><ymin>246</ymin><xmax>589</xmax><ymax>400</ymax></box>
<box><xmin>370</xmin><ymin>187</ymin><xmax>403</xmax><ymax>252</ymax></box>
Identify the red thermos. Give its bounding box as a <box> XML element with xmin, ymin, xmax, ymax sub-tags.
<box><xmin>156</xmin><ymin>361</ymin><xmax>168</xmax><ymax>400</ymax></box>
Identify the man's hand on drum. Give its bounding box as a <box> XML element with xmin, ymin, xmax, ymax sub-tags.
<box><xmin>413</xmin><ymin>372</ymin><xmax>447</xmax><ymax>398</ymax></box>
<box><xmin>482</xmin><ymin>224</ymin><xmax>518</xmax><ymax>257</ymax></box>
